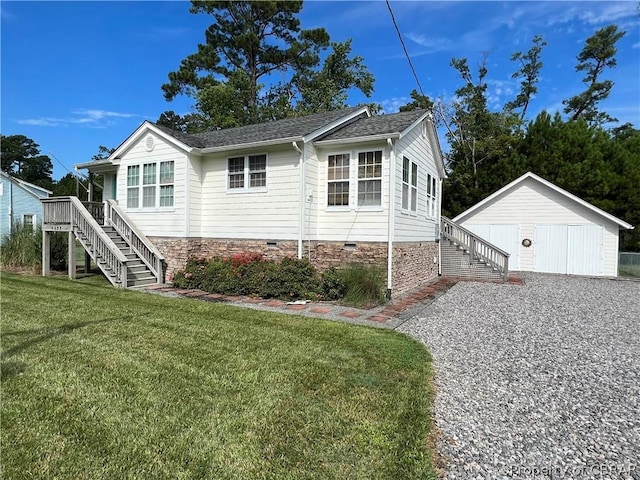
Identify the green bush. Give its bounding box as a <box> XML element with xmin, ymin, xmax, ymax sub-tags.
<box><xmin>173</xmin><ymin>254</ymin><xmax>322</xmax><ymax>300</ymax></box>
<box><xmin>172</xmin><ymin>254</ymin><xmax>387</xmax><ymax>306</ymax></box>
<box><xmin>321</xmin><ymin>267</ymin><xmax>347</xmax><ymax>300</ymax></box>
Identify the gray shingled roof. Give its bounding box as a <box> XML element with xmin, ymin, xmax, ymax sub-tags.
<box><xmin>316</xmin><ymin>109</ymin><xmax>429</xmax><ymax>141</ymax></box>
<box><xmin>154</xmin><ymin>107</ymin><xmax>366</xmax><ymax>149</ymax></box>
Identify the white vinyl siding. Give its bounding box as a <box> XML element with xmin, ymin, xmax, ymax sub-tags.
<box><xmin>393</xmin><ymin>121</ymin><xmax>440</xmax><ymax>242</ymax></box>
<box><xmin>201</xmin><ymin>146</ymin><xmax>299</xmax><ymax>239</ymax></box>
<box><xmin>458</xmin><ymin>177</ymin><xmax>620</xmax><ymax>276</ymax></box>
<box><xmin>116</xmin><ymin>133</ymin><xmax>186</xmax><ymax>236</ymax></box>
<box><xmin>316</xmin><ymin>142</ymin><xmax>390</xmax><ymax>242</ymax></box>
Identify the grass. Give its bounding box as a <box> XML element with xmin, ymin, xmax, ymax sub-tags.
<box><xmin>339</xmin><ymin>264</ymin><xmax>387</xmax><ymax>307</ymax></box>
<box><xmin>0</xmin><ymin>273</ymin><xmax>437</xmax><ymax>479</ymax></box>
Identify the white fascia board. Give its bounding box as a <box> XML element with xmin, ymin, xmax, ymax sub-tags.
<box><xmin>74</xmin><ymin>158</ymin><xmax>112</xmax><ymax>170</ymax></box>
<box><xmin>398</xmin><ymin>111</ymin><xmax>430</xmax><ymax>140</ymax></box>
<box><xmin>199</xmin><ymin>136</ymin><xmax>302</xmax><ymax>154</ymax></box>
<box><xmin>453</xmin><ymin>171</ymin><xmax>634</xmax><ymax>230</ymax></box>
<box><xmin>302</xmin><ymin>106</ymin><xmax>370</xmax><ymax>142</ymax></box>
<box><xmin>314</xmin><ymin>133</ymin><xmax>399</xmax><ymax>147</ymax></box>
<box><xmin>423</xmin><ymin>114</ymin><xmax>447</xmax><ymax>179</ymax></box>
<box><xmin>13</xmin><ymin>176</ymin><xmax>53</xmax><ymax>195</ymax></box>
<box><xmin>75</xmin><ymin>121</ymin><xmax>196</xmax><ymax>171</ymax></box>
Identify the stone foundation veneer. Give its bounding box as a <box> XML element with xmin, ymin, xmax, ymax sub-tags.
<box><xmin>150</xmin><ymin>237</ymin><xmax>439</xmax><ymax>298</ymax></box>
<box><xmin>392</xmin><ymin>242</ymin><xmax>440</xmax><ymax>297</ymax></box>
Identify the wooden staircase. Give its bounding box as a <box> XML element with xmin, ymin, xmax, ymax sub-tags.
<box><xmin>440</xmin><ymin>216</ymin><xmax>510</xmax><ymax>281</ymax></box>
<box><xmin>41</xmin><ymin>197</ymin><xmax>164</xmax><ymax>288</ymax></box>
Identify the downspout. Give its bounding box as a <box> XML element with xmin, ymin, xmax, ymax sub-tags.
<box><xmin>292</xmin><ymin>141</ymin><xmax>304</xmax><ymax>259</ymax></box>
<box><xmin>386</xmin><ymin>138</ymin><xmax>395</xmax><ymax>299</ymax></box>
<box><xmin>438</xmin><ymin>178</ymin><xmax>443</xmax><ymax>276</ymax></box>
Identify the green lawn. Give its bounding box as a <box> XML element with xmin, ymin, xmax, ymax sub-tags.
<box><xmin>1</xmin><ymin>273</ymin><xmax>437</xmax><ymax>479</ymax></box>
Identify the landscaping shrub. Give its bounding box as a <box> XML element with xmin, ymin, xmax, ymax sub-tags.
<box><xmin>173</xmin><ymin>254</ymin><xmax>323</xmax><ymax>300</ymax></box>
<box><xmin>339</xmin><ymin>263</ymin><xmax>387</xmax><ymax>307</ymax></box>
<box><xmin>321</xmin><ymin>266</ymin><xmax>347</xmax><ymax>300</ymax></box>
<box><xmin>0</xmin><ymin>224</ymin><xmax>68</xmax><ymax>272</ymax></box>
<box><xmin>173</xmin><ymin>254</ymin><xmax>387</xmax><ymax>306</ymax></box>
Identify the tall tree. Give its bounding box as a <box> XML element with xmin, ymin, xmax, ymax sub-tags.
<box><xmin>0</xmin><ymin>134</ymin><xmax>53</xmax><ymax>189</ymax></box>
<box><xmin>160</xmin><ymin>1</ymin><xmax>373</xmax><ymax>131</ymax></box>
<box><xmin>399</xmin><ymin>89</ymin><xmax>434</xmax><ymax>112</ymax></box>
<box><xmin>563</xmin><ymin>25</ymin><xmax>625</xmax><ymax>125</ymax></box>
<box><xmin>506</xmin><ymin>35</ymin><xmax>546</xmax><ymax>122</ymax></box>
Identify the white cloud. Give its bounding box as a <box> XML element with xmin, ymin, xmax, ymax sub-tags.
<box><xmin>633</xmin><ymin>42</ymin><xmax>640</xmax><ymax>49</ymax></box>
<box><xmin>379</xmin><ymin>97</ymin><xmax>410</xmax><ymax>113</ymax></box>
<box><xmin>17</xmin><ymin>109</ymin><xmax>139</xmax><ymax>127</ymax></box>
<box><xmin>18</xmin><ymin>118</ymin><xmax>65</xmax><ymax>127</ymax></box>
<box><xmin>406</xmin><ymin>33</ymin><xmax>453</xmax><ymax>54</ymax></box>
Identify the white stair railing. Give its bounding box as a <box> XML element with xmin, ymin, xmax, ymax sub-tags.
<box><xmin>42</xmin><ymin>197</ymin><xmax>129</xmax><ymax>287</ymax></box>
<box><xmin>105</xmin><ymin>199</ymin><xmax>164</xmax><ymax>283</ymax></box>
<box><xmin>441</xmin><ymin>216</ymin><xmax>510</xmax><ymax>278</ymax></box>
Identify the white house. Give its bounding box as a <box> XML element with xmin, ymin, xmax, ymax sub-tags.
<box><xmin>67</xmin><ymin>106</ymin><xmax>447</xmax><ymax>296</ymax></box>
<box><xmin>453</xmin><ymin>172</ymin><xmax>634</xmax><ymax>277</ymax></box>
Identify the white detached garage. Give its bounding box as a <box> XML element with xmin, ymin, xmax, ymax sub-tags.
<box><xmin>453</xmin><ymin>172</ymin><xmax>634</xmax><ymax>277</ymax></box>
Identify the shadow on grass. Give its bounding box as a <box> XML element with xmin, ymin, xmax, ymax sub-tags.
<box><xmin>0</xmin><ymin>313</ymin><xmax>149</xmax><ymax>382</ymax></box>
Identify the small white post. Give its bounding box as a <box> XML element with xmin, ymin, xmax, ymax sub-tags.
<box><xmin>42</xmin><ymin>231</ymin><xmax>50</xmax><ymax>276</ymax></box>
<box><xmin>68</xmin><ymin>232</ymin><xmax>76</xmax><ymax>280</ymax></box>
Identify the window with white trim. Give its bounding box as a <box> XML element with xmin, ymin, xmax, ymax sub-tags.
<box><xmin>22</xmin><ymin>214</ymin><xmax>35</xmax><ymax>230</ymax></box>
<box><xmin>357</xmin><ymin>150</ymin><xmax>382</xmax><ymax>207</ymax></box>
<box><xmin>227</xmin><ymin>154</ymin><xmax>267</xmax><ymax>191</ymax></box>
<box><xmin>327</xmin><ymin>153</ymin><xmax>350</xmax><ymax>206</ymax></box>
<box><xmin>159</xmin><ymin>161</ymin><xmax>175</xmax><ymax>207</ymax></box>
<box><xmin>426</xmin><ymin>173</ymin><xmax>437</xmax><ymax>218</ymax></box>
<box><xmin>401</xmin><ymin>156</ymin><xmax>418</xmax><ymax>213</ymax></box>
<box><xmin>127</xmin><ymin>165</ymin><xmax>140</xmax><ymax>208</ymax></box>
<box><xmin>126</xmin><ymin>161</ymin><xmax>174</xmax><ymax>209</ymax></box>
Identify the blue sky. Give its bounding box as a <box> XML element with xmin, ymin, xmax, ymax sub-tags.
<box><xmin>2</xmin><ymin>1</ymin><xmax>639</xmax><ymax>180</ymax></box>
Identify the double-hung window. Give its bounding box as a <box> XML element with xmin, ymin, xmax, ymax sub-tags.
<box><xmin>401</xmin><ymin>157</ymin><xmax>418</xmax><ymax>213</ymax></box>
<box><xmin>327</xmin><ymin>153</ymin><xmax>350</xmax><ymax>206</ymax></box>
<box><xmin>357</xmin><ymin>150</ymin><xmax>382</xmax><ymax>207</ymax></box>
<box><xmin>142</xmin><ymin>163</ymin><xmax>156</xmax><ymax>208</ymax></box>
<box><xmin>426</xmin><ymin>173</ymin><xmax>437</xmax><ymax>218</ymax></box>
<box><xmin>127</xmin><ymin>165</ymin><xmax>140</xmax><ymax>208</ymax></box>
<box><xmin>159</xmin><ymin>161</ymin><xmax>175</xmax><ymax>207</ymax></box>
<box><xmin>126</xmin><ymin>161</ymin><xmax>174</xmax><ymax>209</ymax></box>
<box><xmin>227</xmin><ymin>154</ymin><xmax>267</xmax><ymax>191</ymax></box>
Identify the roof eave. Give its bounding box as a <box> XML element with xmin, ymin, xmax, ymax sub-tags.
<box><xmin>303</xmin><ymin>106</ymin><xmax>370</xmax><ymax>143</ymax></box>
<box><xmin>314</xmin><ymin>133</ymin><xmax>400</xmax><ymax>146</ymax></box>
<box><xmin>200</xmin><ymin>136</ymin><xmax>304</xmax><ymax>154</ymax></box>
<box><xmin>453</xmin><ymin>172</ymin><xmax>634</xmax><ymax>229</ymax></box>
<box><xmin>423</xmin><ymin>114</ymin><xmax>447</xmax><ymax>179</ymax></box>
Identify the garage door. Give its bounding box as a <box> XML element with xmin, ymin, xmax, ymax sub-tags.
<box><xmin>534</xmin><ymin>224</ymin><xmax>603</xmax><ymax>275</ymax></box>
<box><xmin>465</xmin><ymin>224</ymin><xmax>520</xmax><ymax>269</ymax></box>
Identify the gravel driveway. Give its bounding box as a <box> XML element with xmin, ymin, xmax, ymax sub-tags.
<box><xmin>399</xmin><ymin>273</ymin><xmax>640</xmax><ymax>479</ymax></box>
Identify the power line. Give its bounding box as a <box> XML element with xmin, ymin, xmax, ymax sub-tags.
<box><xmin>48</xmin><ymin>151</ymin><xmax>87</xmax><ymax>179</ymax></box>
<box><xmin>385</xmin><ymin>0</ymin><xmax>426</xmax><ymax>99</ymax></box>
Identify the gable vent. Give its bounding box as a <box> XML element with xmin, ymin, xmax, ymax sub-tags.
<box><xmin>145</xmin><ymin>135</ymin><xmax>155</xmax><ymax>152</ymax></box>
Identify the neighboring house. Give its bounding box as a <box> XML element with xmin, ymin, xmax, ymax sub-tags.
<box><xmin>0</xmin><ymin>171</ymin><xmax>52</xmax><ymax>238</ymax></box>
<box><xmin>73</xmin><ymin>106</ymin><xmax>447</xmax><ymax>296</ymax></box>
<box><xmin>453</xmin><ymin>172</ymin><xmax>634</xmax><ymax>277</ymax></box>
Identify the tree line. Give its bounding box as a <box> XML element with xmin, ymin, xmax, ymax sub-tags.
<box><xmin>2</xmin><ymin>1</ymin><xmax>637</xmax><ymax>250</ymax></box>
